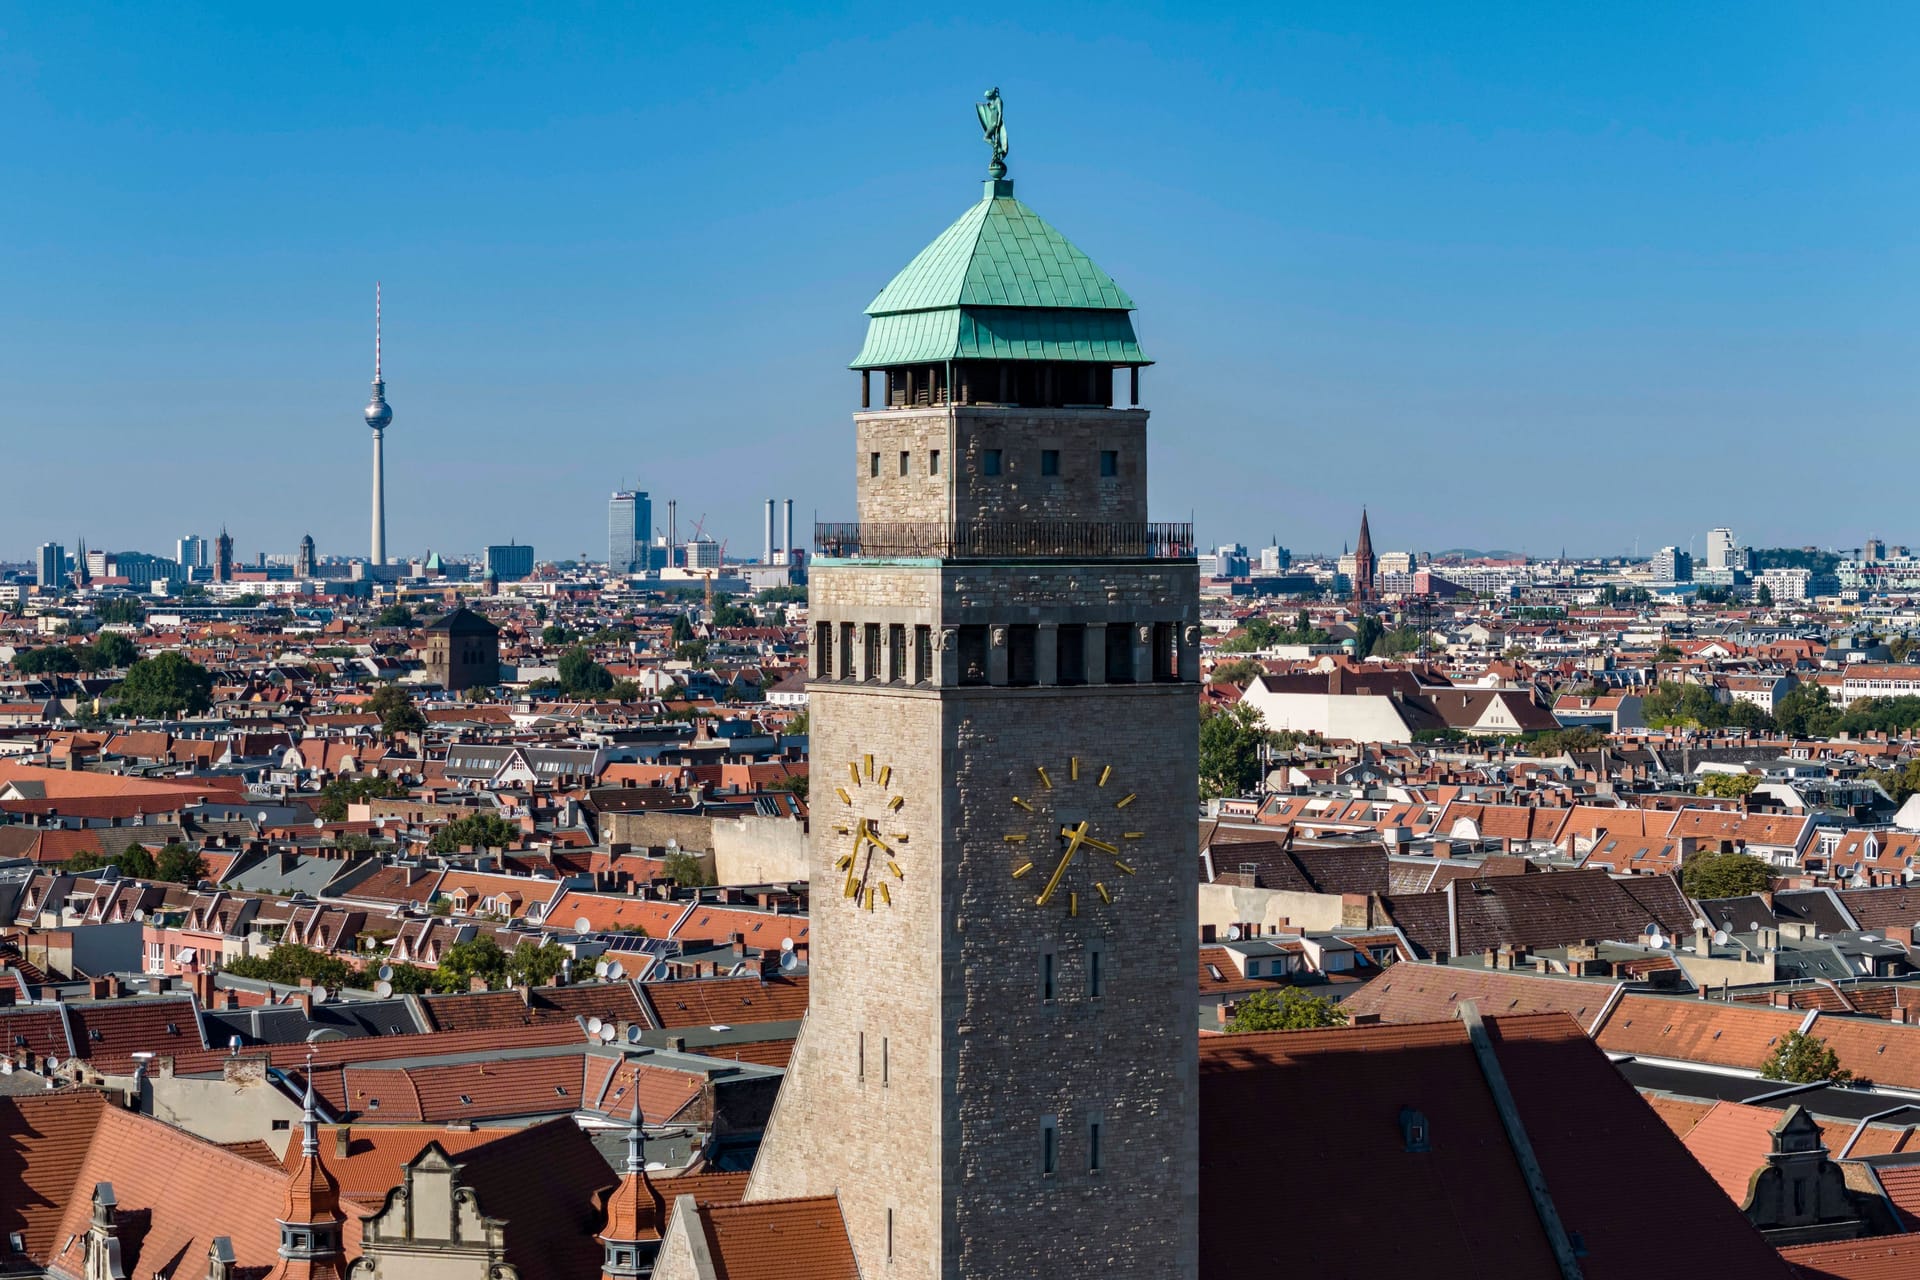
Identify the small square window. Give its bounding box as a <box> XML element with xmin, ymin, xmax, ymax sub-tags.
<box><xmin>930</xmin><ymin>449</ymin><xmax>941</xmax><ymax>475</ymax></box>
<box><xmin>899</xmin><ymin>450</ymin><xmax>910</xmax><ymax>477</ymax></box>
<box><xmin>1100</xmin><ymin>450</ymin><xmax>1118</xmax><ymax>478</ymax></box>
<box><xmin>982</xmin><ymin>449</ymin><xmax>1002</xmax><ymax>476</ymax></box>
<box><xmin>1041</xmin><ymin>449</ymin><xmax>1060</xmax><ymax>477</ymax></box>
<box><xmin>870</xmin><ymin>452</ymin><xmax>881</xmax><ymax>477</ymax></box>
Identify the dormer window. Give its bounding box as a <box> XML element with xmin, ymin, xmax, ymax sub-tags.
<box><xmin>1399</xmin><ymin>1106</ymin><xmax>1431</xmax><ymax>1153</ymax></box>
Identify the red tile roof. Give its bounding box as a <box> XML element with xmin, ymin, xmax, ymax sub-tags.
<box><xmin>1341</xmin><ymin>962</ymin><xmax>1620</xmax><ymax>1032</ymax></box>
<box><xmin>640</xmin><ymin>975</ymin><xmax>808</xmax><ymax>1029</ymax></box>
<box><xmin>0</xmin><ymin>1089</ymin><xmax>107</xmax><ymax>1264</ymax></box>
<box><xmin>1783</xmin><ymin>1234</ymin><xmax>1920</xmax><ymax>1280</ymax></box>
<box><xmin>1594</xmin><ymin>995</ymin><xmax>1805</xmax><ymax>1072</ymax></box>
<box><xmin>697</xmin><ymin>1195</ymin><xmax>858</xmax><ymax>1280</ymax></box>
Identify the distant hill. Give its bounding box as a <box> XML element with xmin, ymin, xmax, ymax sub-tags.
<box><xmin>1753</xmin><ymin>547</ymin><xmax>1842</xmax><ymax>576</ymax></box>
<box><xmin>1431</xmin><ymin>549</ymin><xmax>1523</xmax><ymax>561</ymax></box>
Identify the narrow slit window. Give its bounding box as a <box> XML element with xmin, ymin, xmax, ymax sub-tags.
<box><xmin>1041</xmin><ymin>1117</ymin><xmax>1059</xmax><ymax>1176</ymax></box>
<box><xmin>1041</xmin><ymin>449</ymin><xmax>1060</xmax><ymax>477</ymax></box>
<box><xmin>1088</xmin><ymin>1117</ymin><xmax>1103</xmax><ymax>1172</ymax></box>
<box><xmin>1040</xmin><ymin>945</ymin><xmax>1056</xmax><ymax>1003</ymax></box>
<box><xmin>914</xmin><ymin>624</ymin><xmax>933</xmax><ymax>683</ymax></box>
<box><xmin>870</xmin><ymin>452</ymin><xmax>881</xmax><ymax>477</ymax></box>
<box><xmin>889</xmin><ymin>623</ymin><xmax>907</xmax><ymax>682</ymax></box>
<box><xmin>982</xmin><ymin>449</ymin><xmax>1002</xmax><ymax>476</ymax></box>
<box><xmin>1100</xmin><ymin>450</ymin><xmax>1118</xmax><ymax>478</ymax></box>
<box><xmin>899</xmin><ymin>450</ymin><xmax>910</xmax><ymax>477</ymax></box>
<box><xmin>930</xmin><ymin>449</ymin><xmax>941</xmax><ymax>475</ymax></box>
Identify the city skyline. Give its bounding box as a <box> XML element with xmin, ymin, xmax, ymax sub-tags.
<box><xmin>6</xmin><ymin>6</ymin><xmax>1919</xmax><ymax>557</ymax></box>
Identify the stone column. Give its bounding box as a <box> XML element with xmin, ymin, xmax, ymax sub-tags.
<box><xmin>1131</xmin><ymin>623</ymin><xmax>1153</xmax><ymax>685</ymax></box>
<box><xmin>1085</xmin><ymin>623</ymin><xmax>1108</xmax><ymax>686</ymax></box>
<box><xmin>1036</xmin><ymin>622</ymin><xmax>1060</xmax><ymax>686</ymax></box>
<box><xmin>987</xmin><ymin>625</ymin><xmax>1010</xmax><ymax>686</ymax></box>
<box><xmin>938</xmin><ymin>629</ymin><xmax>959</xmax><ymax>688</ymax></box>
<box><xmin>1178</xmin><ymin>624</ymin><xmax>1202</xmax><ymax>684</ymax></box>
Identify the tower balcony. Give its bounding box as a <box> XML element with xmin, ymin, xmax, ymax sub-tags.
<box><xmin>813</xmin><ymin>520</ymin><xmax>1194</xmax><ymax>561</ymax></box>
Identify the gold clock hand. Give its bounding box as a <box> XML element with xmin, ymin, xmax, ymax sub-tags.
<box><xmin>1080</xmin><ymin>833</ymin><xmax>1121</xmax><ymax>856</ymax></box>
<box><xmin>863</xmin><ymin>826</ymin><xmax>896</xmax><ymax>855</ymax></box>
<box><xmin>1037</xmin><ymin>821</ymin><xmax>1089</xmax><ymax>907</ymax></box>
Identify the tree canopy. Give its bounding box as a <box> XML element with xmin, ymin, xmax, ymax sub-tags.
<box><xmin>1695</xmin><ymin>772</ymin><xmax>1759</xmax><ymax>798</ymax></box>
<box><xmin>1200</xmin><ymin>702</ymin><xmax>1269</xmax><ymax>800</ymax></box>
<box><xmin>1224</xmin><ymin>988</ymin><xmax>1349</xmax><ymax>1033</ymax></box>
<box><xmin>1218</xmin><ymin>610</ymin><xmax>1331</xmax><ymax>653</ymax></box>
<box><xmin>662</xmin><ymin>849</ymin><xmax>714</xmax><ymax>888</ymax></box>
<box><xmin>506</xmin><ymin>939</ymin><xmax>570</xmax><ymax>987</ymax></box>
<box><xmin>366</xmin><ymin>683</ymin><xmax>427</xmax><ymax>735</ymax></box>
<box><xmin>428</xmin><ymin>811</ymin><xmax>520</xmax><ymax>853</ymax></box>
<box><xmin>433</xmin><ymin>936</ymin><xmax>509</xmax><ymax>992</ymax></box>
<box><xmin>373</xmin><ymin>604</ymin><xmax>414</xmax><ymax>628</ymax></box>
<box><xmin>557</xmin><ymin>646</ymin><xmax>615</xmax><ymax>696</ymax></box>
<box><xmin>316</xmin><ymin>773</ymin><xmax>407</xmax><ymax>821</ymax></box>
<box><xmin>110</xmin><ymin>652</ymin><xmax>214</xmax><ymax>718</ymax></box>
<box><xmin>1774</xmin><ymin>683</ymin><xmax>1840</xmax><ymax>739</ymax></box>
<box><xmin>1681</xmin><ymin>849</ymin><xmax>1772</xmax><ymax>900</ymax></box>
<box><xmin>1761</xmin><ymin>1030</ymin><xmax>1850</xmax><ymax>1084</ymax></box>
<box><xmin>223</xmin><ymin>944</ymin><xmax>359</xmax><ymax>990</ymax></box>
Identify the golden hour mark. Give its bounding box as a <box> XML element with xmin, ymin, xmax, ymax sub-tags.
<box><xmin>848</xmin><ymin>762</ymin><xmax>861</xmax><ymax>786</ymax></box>
<box><xmin>1114</xmin><ymin>862</ymin><xmax>1136</xmax><ymax>875</ymax></box>
<box><xmin>1037</xmin><ymin>765</ymin><xmax>1053</xmax><ymax>789</ymax></box>
<box><xmin>1011</xmin><ymin>862</ymin><xmax>1035</xmax><ymax>878</ymax></box>
<box><xmin>887</xmin><ymin>861</ymin><xmax>904</xmax><ymax>879</ymax></box>
<box><xmin>888</xmin><ymin>795</ymin><xmax>904</xmax><ymax>812</ymax></box>
<box><xmin>836</xmin><ymin>787</ymin><xmax>852</xmax><ymax>806</ymax></box>
<box><xmin>1071</xmin><ymin>757</ymin><xmax>1080</xmax><ymax>781</ymax></box>
<box><xmin>863</xmin><ymin>754</ymin><xmax>873</xmax><ymax>780</ymax></box>
<box><xmin>1011</xmin><ymin>796</ymin><xmax>1034</xmax><ymax>812</ymax></box>
<box><xmin>836</xmin><ymin>854</ymin><xmax>854</xmax><ymax>871</ymax></box>
<box><xmin>1095</xmin><ymin>882</ymin><xmax>1112</xmax><ymax>904</ymax></box>
<box><xmin>1003</xmin><ymin>833</ymin><xmax>1028</xmax><ymax>843</ymax></box>
<box><xmin>878</xmin><ymin>765</ymin><xmax>891</xmax><ymax>788</ymax></box>
<box><xmin>1098</xmin><ymin>765</ymin><xmax>1113</xmax><ymax>787</ymax></box>
<box><xmin>1069</xmin><ymin>892</ymin><xmax>1079</xmax><ymax>918</ymax></box>
<box><xmin>879</xmin><ymin>884</ymin><xmax>892</xmax><ymax>906</ymax></box>
<box><xmin>1123</xmin><ymin>832</ymin><xmax>1144</xmax><ymax>840</ymax></box>
<box><xmin>1115</xmin><ymin>793</ymin><xmax>1137</xmax><ymax>809</ymax></box>
<box><xmin>891</xmin><ymin>833</ymin><xmax>910</xmax><ymax>843</ymax></box>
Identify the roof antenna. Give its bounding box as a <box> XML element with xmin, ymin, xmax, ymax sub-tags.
<box><xmin>374</xmin><ymin>281</ymin><xmax>383</xmax><ymax>383</ymax></box>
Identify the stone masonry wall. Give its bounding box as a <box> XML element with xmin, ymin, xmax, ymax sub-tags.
<box><xmin>855</xmin><ymin>407</ymin><xmax>1148</xmax><ymax>527</ymax></box>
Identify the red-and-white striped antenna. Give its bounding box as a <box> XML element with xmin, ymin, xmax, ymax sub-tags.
<box><xmin>374</xmin><ymin>281</ymin><xmax>383</xmax><ymax>381</ymax></box>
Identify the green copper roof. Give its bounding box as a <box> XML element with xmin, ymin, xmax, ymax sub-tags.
<box><xmin>853</xmin><ymin>178</ymin><xmax>1147</xmax><ymax>369</ymax></box>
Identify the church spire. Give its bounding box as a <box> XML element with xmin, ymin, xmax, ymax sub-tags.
<box><xmin>269</xmin><ymin>1068</ymin><xmax>344</xmax><ymax>1279</ymax></box>
<box><xmin>599</xmin><ymin>1095</ymin><xmax>666</xmax><ymax>1279</ymax></box>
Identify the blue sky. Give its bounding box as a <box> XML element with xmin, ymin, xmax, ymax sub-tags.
<box><xmin>3</xmin><ymin>2</ymin><xmax>1916</xmax><ymax>564</ymax></box>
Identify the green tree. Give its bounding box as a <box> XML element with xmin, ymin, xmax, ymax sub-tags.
<box><xmin>374</xmin><ymin>604</ymin><xmax>414</xmax><ymax>628</ymax></box>
<box><xmin>90</xmin><ymin>632</ymin><xmax>137</xmax><ymax>668</ymax></box>
<box><xmin>1681</xmin><ymin>849</ymin><xmax>1772</xmax><ymax>899</ymax></box>
<box><xmin>674</xmin><ymin>639</ymin><xmax>711</xmax><ymax>665</ymax></box>
<box><xmin>96</xmin><ymin>597</ymin><xmax>146</xmax><ymax>625</ymax></box>
<box><xmin>541</xmin><ymin>624</ymin><xmax>575</xmax><ymax>645</ymax></box>
<box><xmin>315</xmin><ymin>773</ymin><xmax>408</xmax><ymax>821</ymax></box>
<box><xmin>1523</xmin><ymin>726</ymin><xmax>1609</xmax><ymax>755</ymax></box>
<box><xmin>1867</xmin><ymin>759</ymin><xmax>1920</xmax><ymax>804</ymax></box>
<box><xmin>155</xmin><ymin>842</ymin><xmax>207</xmax><ymax>886</ymax></box>
<box><xmin>608</xmin><ymin>679</ymin><xmax>641</xmax><ymax>701</ymax></box>
<box><xmin>13</xmin><ymin>646</ymin><xmax>83</xmax><ymax>675</ymax></box>
<box><xmin>1350</xmin><ymin>614</ymin><xmax>1383</xmax><ymax>658</ymax></box>
<box><xmin>1376</xmin><ymin>627</ymin><xmax>1423</xmax><ymax>657</ymax></box>
<box><xmin>1724</xmin><ymin>699</ymin><xmax>1776</xmax><ymax>733</ymax></box>
<box><xmin>755</xmin><ymin>584</ymin><xmax>807</xmax><ymax>605</ymax></box>
<box><xmin>785</xmin><ymin>709</ymin><xmax>808</xmax><ymax>736</ymax></box>
<box><xmin>1696</xmin><ymin>772</ymin><xmax>1759</xmax><ymax>798</ymax></box>
<box><xmin>533</xmin><ymin>602</ymin><xmax>548</xmax><ymax>623</ymax></box>
<box><xmin>506</xmin><ymin>939</ymin><xmax>571</xmax><ymax>987</ymax></box>
<box><xmin>1774</xmin><ymin>682</ymin><xmax>1840</xmax><ymax>739</ymax></box>
<box><xmin>1755</xmin><ymin>582</ymin><xmax>1774</xmax><ymax>607</ymax></box>
<box><xmin>432</xmin><ymin>936</ymin><xmax>509</xmax><ymax>992</ymax></box>
<box><xmin>670</xmin><ymin>614</ymin><xmax>694</xmax><ymax>646</ymax></box>
<box><xmin>111</xmin><ymin>652</ymin><xmax>214</xmax><ymax>717</ymax></box>
<box><xmin>557</xmin><ymin>646</ymin><xmax>615</xmax><ymax>696</ymax></box>
<box><xmin>117</xmin><ymin>840</ymin><xmax>157</xmax><ymax>879</ymax></box>
<box><xmin>366</xmin><ymin>683</ymin><xmax>427</xmax><ymax>735</ymax></box>
<box><xmin>768</xmin><ymin>774</ymin><xmax>809</xmax><ymax>801</ymax></box>
<box><xmin>661</xmin><ymin>849</ymin><xmax>714</xmax><ymax>888</ymax></box>
<box><xmin>380</xmin><ymin>962</ymin><xmax>435</xmax><ymax>994</ymax></box>
<box><xmin>711</xmin><ymin>600</ymin><xmax>757</xmax><ymax>628</ymax></box>
<box><xmin>1642</xmin><ymin>681</ymin><xmax>1726</xmax><ymax>730</ymax></box>
<box><xmin>1199</xmin><ymin>702</ymin><xmax>1269</xmax><ymax>800</ymax></box>
<box><xmin>1211</xmin><ymin>657</ymin><xmax>1267</xmax><ymax>688</ymax></box>
<box><xmin>1654</xmin><ymin>643</ymin><xmax>1683</xmax><ymax>662</ymax></box>
<box><xmin>60</xmin><ymin>851</ymin><xmax>111</xmax><ymax>874</ymax></box>
<box><xmin>223</xmin><ymin>944</ymin><xmax>358</xmax><ymax>989</ymax></box>
<box><xmin>1761</xmin><ymin>1030</ymin><xmax>1851</xmax><ymax>1084</ymax></box>
<box><xmin>1225</xmin><ymin>987</ymin><xmax>1349</xmax><ymax>1033</ymax></box>
<box><xmin>1839</xmin><ymin>696</ymin><xmax>1920</xmax><ymax>737</ymax></box>
<box><xmin>428</xmin><ymin>812</ymin><xmax>520</xmax><ymax>853</ymax></box>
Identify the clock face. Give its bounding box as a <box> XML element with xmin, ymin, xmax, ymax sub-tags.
<box><xmin>1004</xmin><ymin>757</ymin><xmax>1142</xmax><ymax>916</ymax></box>
<box><xmin>832</xmin><ymin>754</ymin><xmax>909</xmax><ymax>912</ymax></box>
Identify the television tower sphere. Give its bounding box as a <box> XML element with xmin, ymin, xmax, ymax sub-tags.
<box><xmin>364</xmin><ymin>389</ymin><xmax>391</xmax><ymax>431</ymax></box>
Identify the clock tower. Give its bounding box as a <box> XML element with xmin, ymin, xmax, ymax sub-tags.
<box><xmin>745</xmin><ymin>99</ymin><xmax>1200</xmax><ymax>1280</ymax></box>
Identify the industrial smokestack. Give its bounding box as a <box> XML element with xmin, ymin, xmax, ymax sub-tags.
<box><xmin>783</xmin><ymin>499</ymin><xmax>795</xmax><ymax>566</ymax></box>
<box><xmin>764</xmin><ymin>498</ymin><xmax>776</xmax><ymax>565</ymax></box>
<box><xmin>667</xmin><ymin>500</ymin><xmax>677</xmax><ymax>568</ymax></box>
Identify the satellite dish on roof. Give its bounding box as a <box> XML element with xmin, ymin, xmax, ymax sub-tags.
<box><xmin>574</xmin><ymin>917</ymin><xmax>593</xmax><ymax>936</ymax></box>
<box><xmin>781</xmin><ymin>936</ymin><xmax>795</xmax><ymax>953</ymax></box>
<box><xmin>598</xmin><ymin>1024</ymin><xmax>616</xmax><ymax>1044</ymax></box>
<box><xmin>587</xmin><ymin>1017</ymin><xmax>604</xmax><ymax>1035</ymax></box>
<box><xmin>627</xmin><ymin>1024</ymin><xmax>643</xmax><ymax>1044</ymax></box>
<box><xmin>312</xmin><ymin>986</ymin><xmax>330</xmax><ymax>1004</ymax></box>
<box><xmin>314</xmin><ymin>819</ymin><xmax>325</xmax><ymax>830</ymax></box>
<box><xmin>779</xmin><ymin>951</ymin><xmax>799</xmax><ymax>973</ymax></box>
<box><xmin>593</xmin><ymin>959</ymin><xmax>609</xmax><ymax>979</ymax></box>
<box><xmin>46</xmin><ymin>1057</ymin><xmax>58</xmax><ymax>1071</ymax></box>
<box><xmin>1226</xmin><ymin>926</ymin><xmax>1242</xmax><ymax>941</ymax></box>
<box><xmin>132</xmin><ymin>909</ymin><xmax>145</xmax><ymax>923</ymax></box>
<box><xmin>1749</xmin><ymin>921</ymin><xmax>1761</xmax><ymax>932</ymax></box>
<box><xmin>374</xmin><ymin>980</ymin><xmax>394</xmax><ymax>998</ymax></box>
<box><xmin>378</xmin><ymin>965</ymin><xmax>394</xmax><ymax>981</ymax></box>
<box><xmin>256</xmin><ymin>812</ymin><xmax>268</xmax><ymax>825</ymax></box>
<box><xmin>607</xmin><ymin>961</ymin><xmax>625</xmax><ymax>980</ymax></box>
<box><xmin>1714</xmin><ymin>930</ymin><xmax>1729</xmax><ymax>946</ymax></box>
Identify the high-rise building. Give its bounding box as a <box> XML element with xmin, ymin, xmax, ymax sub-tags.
<box><xmin>363</xmin><ymin>283</ymin><xmax>393</xmax><ymax>565</ymax></box>
<box><xmin>36</xmin><ymin>543</ymin><xmax>63</xmax><ymax>588</ymax></box>
<box><xmin>295</xmin><ymin>534</ymin><xmax>317</xmax><ymax>578</ymax></box>
<box><xmin>683</xmin><ymin>537</ymin><xmax>721</xmax><ymax>571</ymax></box>
<box><xmin>608</xmin><ymin>491</ymin><xmax>651</xmax><ymax>573</ymax></box>
<box><xmin>743</xmin><ymin>105</ymin><xmax>1199</xmax><ymax>1278</ymax></box>
<box><xmin>176</xmin><ymin>535</ymin><xmax>207</xmax><ymax>570</ymax></box>
<box><xmin>1652</xmin><ymin>546</ymin><xmax>1693</xmax><ymax>583</ymax></box>
<box><xmin>215</xmin><ymin>528</ymin><xmax>234</xmax><ymax>583</ymax></box>
<box><xmin>483</xmin><ymin>543</ymin><xmax>536</xmax><ymax>582</ymax></box>
<box><xmin>1706</xmin><ymin>526</ymin><xmax>1735</xmax><ymax>571</ymax></box>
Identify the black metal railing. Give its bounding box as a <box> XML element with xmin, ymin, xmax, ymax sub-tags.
<box><xmin>813</xmin><ymin>521</ymin><xmax>1195</xmax><ymax>560</ymax></box>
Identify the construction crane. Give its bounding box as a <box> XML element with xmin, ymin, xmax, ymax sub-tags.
<box><xmin>703</xmin><ymin>539</ymin><xmax>729</xmax><ymax>616</ymax></box>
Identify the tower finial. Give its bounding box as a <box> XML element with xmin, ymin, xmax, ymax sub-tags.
<box><xmin>976</xmin><ymin>87</ymin><xmax>1008</xmax><ymax>181</ymax></box>
<box><xmin>624</xmin><ymin>1093</ymin><xmax>646</xmax><ymax>1174</ymax></box>
<box><xmin>374</xmin><ymin>281</ymin><xmax>382</xmax><ymax>382</ymax></box>
<box><xmin>300</xmin><ymin>1067</ymin><xmax>319</xmax><ymax>1158</ymax></box>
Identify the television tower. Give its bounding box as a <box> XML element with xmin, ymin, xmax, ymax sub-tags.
<box><xmin>363</xmin><ymin>283</ymin><xmax>393</xmax><ymax>565</ymax></box>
